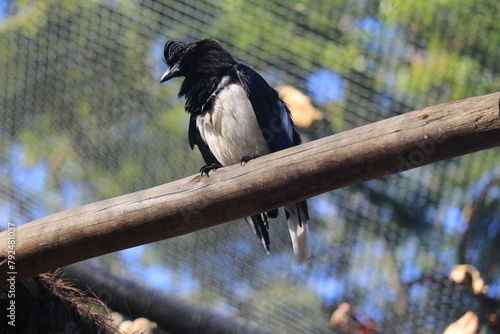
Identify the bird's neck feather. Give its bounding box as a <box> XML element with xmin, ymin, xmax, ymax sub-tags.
<box><xmin>180</xmin><ymin>65</ymin><xmax>236</xmax><ymax>116</ymax></box>
<box><xmin>177</xmin><ymin>44</ymin><xmax>237</xmax><ymax>115</ymax></box>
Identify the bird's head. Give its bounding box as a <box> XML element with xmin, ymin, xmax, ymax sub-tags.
<box><xmin>160</xmin><ymin>39</ymin><xmax>237</xmax><ymax>83</ymax></box>
<box><xmin>160</xmin><ymin>40</ymin><xmax>193</xmax><ymax>83</ymax></box>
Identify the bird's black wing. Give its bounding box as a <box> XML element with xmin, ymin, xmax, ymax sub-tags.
<box><xmin>235</xmin><ymin>64</ymin><xmax>310</xmax><ymax>263</ymax></box>
<box><xmin>188</xmin><ymin>114</ymin><xmax>220</xmax><ymax>166</ymax></box>
<box><xmin>234</xmin><ymin>64</ymin><xmax>300</xmax><ymax>152</ymax></box>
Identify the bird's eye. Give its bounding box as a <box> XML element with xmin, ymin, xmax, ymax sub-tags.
<box><xmin>163</xmin><ymin>40</ymin><xmax>184</xmax><ymax>64</ymax></box>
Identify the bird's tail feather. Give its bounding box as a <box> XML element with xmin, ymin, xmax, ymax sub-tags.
<box><xmin>285</xmin><ymin>201</ymin><xmax>311</xmax><ymax>265</ymax></box>
<box><xmin>245</xmin><ymin>214</ymin><xmax>270</xmax><ymax>254</ymax></box>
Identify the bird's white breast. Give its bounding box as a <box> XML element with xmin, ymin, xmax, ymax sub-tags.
<box><xmin>196</xmin><ymin>83</ymin><xmax>270</xmax><ymax>166</ymax></box>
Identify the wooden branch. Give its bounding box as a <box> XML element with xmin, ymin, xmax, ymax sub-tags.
<box><xmin>1</xmin><ymin>92</ymin><xmax>499</xmax><ymax>281</ymax></box>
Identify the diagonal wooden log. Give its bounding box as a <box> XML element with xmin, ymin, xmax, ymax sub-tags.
<box><xmin>1</xmin><ymin>92</ymin><xmax>499</xmax><ymax>281</ymax></box>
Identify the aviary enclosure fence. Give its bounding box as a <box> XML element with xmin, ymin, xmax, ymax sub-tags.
<box><xmin>1</xmin><ymin>0</ymin><xmax>499</xmax><ymax>333</ymax></box>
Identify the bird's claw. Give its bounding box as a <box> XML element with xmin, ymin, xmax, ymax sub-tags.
<box><xmin>200</xmin><ymin>163</ymin><xmax>223</xmax><ymax>176</ymax></box>
<box><xmin>240</xmin><ymin>154</ymin><xmax>260</xmax><ymax>166</ymax></box>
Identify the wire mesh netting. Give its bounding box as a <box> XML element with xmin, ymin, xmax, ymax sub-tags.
<box><xmin>1</xmin><ymin>0</ymin><xmax>499</xmax><ymax>333</ymax></box>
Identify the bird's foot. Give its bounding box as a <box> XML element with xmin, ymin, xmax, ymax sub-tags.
<box><xmin>240</xmin><ymin>154</ymin><xmax>260</xmax><ymax>166</ymax></box>
<box><xmin>200</xmin><ymin>163</ymin><xmax>223</xmax><ymax>176</ymax></box>
<box><xmin>267</xmin><ymin>209</ymin><xmax>279</xmax><ymax>219</ymax></box>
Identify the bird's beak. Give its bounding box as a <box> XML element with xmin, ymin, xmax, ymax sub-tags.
<box><xmin>160</xmin><ymin>64</ymin><xmax>180</xmax><ymax>83</ymax></box>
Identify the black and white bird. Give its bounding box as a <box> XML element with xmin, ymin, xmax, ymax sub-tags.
<box><xmin>160</xmin><ymin>38</ymin><xmax>310</xmax><ymax>264</ymax></box>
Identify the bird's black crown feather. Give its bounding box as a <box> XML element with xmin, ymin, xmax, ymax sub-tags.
<box><xmin>163</xmin><ymin>40</ymin><xmax>185</xmax><ymax>65</ymax></box>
